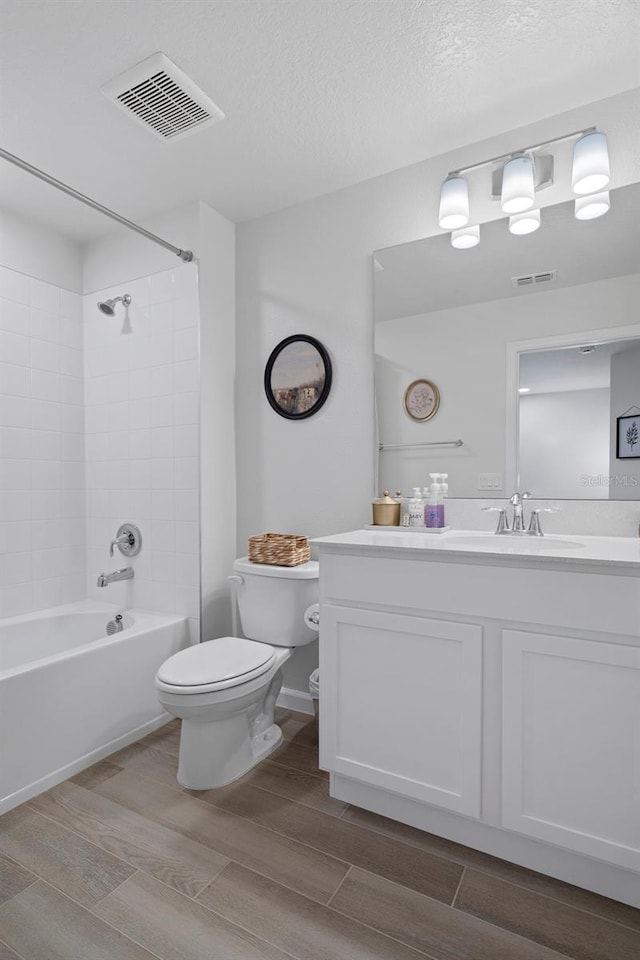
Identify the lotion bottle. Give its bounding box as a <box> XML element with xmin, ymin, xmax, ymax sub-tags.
<box><xmin>425</xmin><ymin>475</ymin><xmax>445</xmax><ymax>528</ymax></box>
<box><xmin>408</xmin><ymin>487</ymin><xmax>424</xmax><ymax>527</ymax></box>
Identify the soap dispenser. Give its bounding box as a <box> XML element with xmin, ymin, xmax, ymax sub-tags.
<box><xmin>408</xmin><ymin>487</ymin><xmax>424</xmax><ymax>527</ymax></box>
<box><xmin>425</xmin><ymin>475</ymin><xmax>445</xmax><ymax>528</ymax></box>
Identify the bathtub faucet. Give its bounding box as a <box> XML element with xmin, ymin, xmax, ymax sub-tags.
<box><xmin>96</xmin><ymin>567</ymin><xmax>134</xmax><ymax>588</ymax></box>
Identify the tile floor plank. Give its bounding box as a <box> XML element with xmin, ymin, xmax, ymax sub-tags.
<box><xmin>0</xmin><ymin>941</ymin><xmax>22</xmax><ymax>960</ymax></box>
<box><xmin>240</xmin><ymin>760</ymin><xmax>348</xmax><ymax>817</ymax></box>
<box><xmin>194</xmin><ymin>777</ymin><xmax>462</xmax><ymax>904</ymax></box>
<box><xmin>94</xmin><ymin>869</ymin><xmax>296</xmax><ymax>960</ymax></box>
<box><xmin>95</xmin><ymin>769</ymin><xmax>349</xmax><ymax>904</ymax></box>
<box><xmin>197</xmin><ymin>861</ymin><xmax>431</xmax><ymax>960</ymax></box>
<box><xmin>0</xmin><ymin>854</ymin><xmax>36</xmax><ymax>906</ymax></box>
<box><xmin>455</xmin><ymin>868</ymin><xmax>640</xmax><ymax>960</ymax></box>
<box><xmin>29</xmin><ymin>780</ymin><xmax>229</xmax><ymax>898</ymax></box>
<box><xmin>109</xmin><ymin>739</ymin><xmax>181</xmax><ymax>788</ymax></box>
<box><xmin>0</xmin><ymin>880</ymin><xmax>158</xmax><ymax>960</ymax></box>
<box><xmin>70</xmin><ymin>758</ymin><xmax>123</xmax><ymax>789</ymax></box>
<box><xmin>0</xmin><ymin>805</ymin><xmax>134</xmax><ymax>908</ymax></box>
<box><xmin>342</xmin><ymin>804</ymin><xmax>640</xmax><ymax>931</ymax></box>
<box><xmin>275</xmin><ymin>709</ymin><xmax>319</xmax><ymax>748</ymax></box>
<box><xmin>270</xmin><ymin>739</ymin><xmax>328</xmax><ymax>779</ymax></box>
<box><xmin>330</xmin><ymin>865</ymin><xmax>571</xmax><ymax>960</ymax></box>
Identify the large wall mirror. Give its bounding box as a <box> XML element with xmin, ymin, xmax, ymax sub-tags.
<box><xmin>374</xmin><ymin>182</ymin><xmax>640</xmax><ymax>500</ymax></box>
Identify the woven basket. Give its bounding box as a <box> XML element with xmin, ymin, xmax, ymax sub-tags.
<box><xmin>248</xmin><ymin>533</ymin><xmax>310</xmax><ymax>567</ymax></box>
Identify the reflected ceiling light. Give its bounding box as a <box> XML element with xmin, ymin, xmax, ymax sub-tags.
<box><xmin>574</xmin><ymin>191</ymin><xmax>610</xmax><ymax>220</ymax></box>
<box><xmin>451</xmin><ymin>224</ymin><xmax>480</xmax><ymax>249</ymax></box>
<box><xmin>519</xmin><ymin>387</ymin><xmax>531</xmax><ymax>393</ymax></box>
<box><xmin>509</xmin><ymin>209</ymin><xmax>541</xmax><ymax>235</ymax></box>
<box><xmin>438</xmin><ymin>175</ymin><xmax>469</xmax><ymax>229</ymax></box>
<box><xmin>572</xmin><ymin>131</ymin><xmax>610</xmax><ymax>195</ymax></box>
<box><xmin>501</xmin><ymin>154</ymin><xmax>535</xmax><ymax>214</ymax></box>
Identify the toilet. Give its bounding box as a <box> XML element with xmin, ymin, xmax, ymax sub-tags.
<box><xmin>155</xmin><ymin>557</ymin><xmax>319</xmax><ymax>789</ymax></box>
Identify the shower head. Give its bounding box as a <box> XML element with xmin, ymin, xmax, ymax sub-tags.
<box><xmin>97</xmin><ymin>293</ymin><xmax>132</xmax><ymax>316</ymax></box>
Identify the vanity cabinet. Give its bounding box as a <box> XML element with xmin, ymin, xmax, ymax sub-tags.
<box><xmin>315</xmin><ymin>534</ymin><xmax>640</xmax><ymax>906</ymax></box>
<box><xmin>321</xmin><ymin>605</ymin><xmax>482</xmax><ymax>816</ymax></box>
<box><xmin>502</xmin><ymin>629</ymin><xmax>640</xmax><ymax>871</ymax></box>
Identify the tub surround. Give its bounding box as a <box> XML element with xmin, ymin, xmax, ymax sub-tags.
<box><xmin>314</xmin><ymin>530</ymin><xmax>640</xmax><ymax>907</ymax></box>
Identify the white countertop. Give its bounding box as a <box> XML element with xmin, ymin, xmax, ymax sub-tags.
<box><xmin>311</xmin><ymin>528</ymin><xmax>640</xmax><ymax>570</ymax></box>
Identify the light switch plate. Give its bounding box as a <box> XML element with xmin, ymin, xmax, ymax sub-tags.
<box><xmin>478</xmin><ymin>472</ymin><xmax>503</xmax><ymax>490</ymax></box>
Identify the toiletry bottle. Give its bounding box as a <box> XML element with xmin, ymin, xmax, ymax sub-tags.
<box><xmin>408</xmin><ymin>487</ymin><xmax>424</xmax><ymax>527</ymax></box>
<box><xmin>440</xmin><ymin>474</ymin><xmax>449</xmax><ymax>499</ymax></box>
<box><xmin>425</xmin><ymin>476</ymin><xmax>445</xmax><ymax>528</ymax></box>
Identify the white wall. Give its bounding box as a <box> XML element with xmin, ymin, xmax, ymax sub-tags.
<box><xmin>236</xmin><ymin>90</ymin><xmax>640</xmax><ymax>694</ymax></box>
<box><xmin>83</xmin><ymin>263</ymin><xmax>200</xmax><ymax>641</ymax></box>
<box><xmin>520</xmin><ymin>388</ymin><xmax>610</xmax><ymax>500</ymax></box>
<box><xmin>199</xmin><ymin>203</ymin><xmax>236</xmax><ymax>642</ymax></box>
<box><xmin>610</xmin><ymin>346</ymin><xmax>640</xmax><ymax>499</ymax></box>
<box><xmin>0</xmin><ymin>208</ymin><xmax>82</xmax><ymax>292</ymax></box>
<box><xmin>82</xmin><ymin>201</ymin><xmax>236</xmax><ymax>642</ymax></box>
<box><xmin>376</xmin><ymin>275</ymin><xmax>638</xmax><ymax>498</ymax></box>
<box><xmin>0</xmin><ymin>264</ymin><xmax>85</xmax><ymax>617</ymax></box>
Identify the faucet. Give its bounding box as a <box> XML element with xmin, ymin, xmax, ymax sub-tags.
<box><xmin>509</xmin><ymin>491</ymin><xmax>532</xmax><ymax>532</ymax></box>
<box><xmin>96</xmin><ymin>567</ymin><xmax>134</xmax><ymax>588</ymax></box>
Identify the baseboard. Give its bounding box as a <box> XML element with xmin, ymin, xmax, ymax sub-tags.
<box><xmin>277</xmin><ymin>686</ymin><xmax>316</xmax><ymax>716</ymax></box>
<box><xmin>0</xmin><ymin>713</ymin><xmax>171</xmax><ymax>815</ymax></box>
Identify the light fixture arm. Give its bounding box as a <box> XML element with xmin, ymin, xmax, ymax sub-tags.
<box><xmin>447</xmin><ymin>126</ymin><xmax>596</xmax><ymax>178</ymax></box>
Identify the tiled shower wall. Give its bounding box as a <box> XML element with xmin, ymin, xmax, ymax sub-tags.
<box><xmin>83</xmin><ymin>263</ymin><xmax>200</xmax><ymax>642</ymax></box>
<box><xmin>0</xmin><ymin>266</ymin><xmax>85</xmax><ymax>617</ymax></box>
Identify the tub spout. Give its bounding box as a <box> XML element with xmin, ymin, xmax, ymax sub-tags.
<box><xmin>96</xmin><ymin>567</ymin><xmax>134</xmax><ymax>587</ymax></box>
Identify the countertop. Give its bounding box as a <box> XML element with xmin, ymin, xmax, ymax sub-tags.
<box><xmin>311</xmin><ymin>528</ymin><xmax>640</xmax><ymax>571</ymax></box>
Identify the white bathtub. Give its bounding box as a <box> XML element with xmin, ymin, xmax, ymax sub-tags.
<box><xmin>0</xmin><ymin>601</ymin><xmax>191</xmax><ymax>813</ymax></box>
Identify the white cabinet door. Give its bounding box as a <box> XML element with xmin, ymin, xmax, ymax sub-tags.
<box><xmin>502</xmin><ymin>630</ymin><xmax>640</xmax><ymax>870</ymax></box>
<box><xmin>320</xmin><ymin>605</ymin><xmax>483</xmax><ymax>817</ymax></box>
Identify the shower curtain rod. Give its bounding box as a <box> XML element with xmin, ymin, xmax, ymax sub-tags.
<box><xmin>0</xmin><ymin>147</ymin><xmax>195</xmax><ymax>262</ymax></box>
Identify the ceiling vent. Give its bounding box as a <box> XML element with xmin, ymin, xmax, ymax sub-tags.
<box><xmin>512</xmin><ymin>270</ymin><xmax>556</xmax><ymax>288</ymax></box>
<box><xmin>101</xmin><ymin>52</ymin><xmax>225</xmax><ymax>141</ymax></box>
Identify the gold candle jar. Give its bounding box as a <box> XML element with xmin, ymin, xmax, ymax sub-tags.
<box><xmin>372</xmin><ymin>491</ymin><xmax>401</xmax><ymax>526</ymax></box>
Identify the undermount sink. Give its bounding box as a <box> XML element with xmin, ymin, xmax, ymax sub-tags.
<box><xmin>445</xmin><ymin>533</ymin><xmax>585</xmax><ymax>551</ymax></box>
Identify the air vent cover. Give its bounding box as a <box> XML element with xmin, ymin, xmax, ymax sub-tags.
<box><xmin>512</xmin><ymin>270</ymin><xmax>556</xmax><ymax>288</ymax></box>
<box><xmin>102</xmin><ymin>52</ymin><xmax>225</xmax><ymax>141</ymax></box>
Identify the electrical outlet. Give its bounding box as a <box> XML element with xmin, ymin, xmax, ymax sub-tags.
<box><xmin>477</xmin><ymin>473</ymin><xmax>503</xmax><ymax>490</ymax></box>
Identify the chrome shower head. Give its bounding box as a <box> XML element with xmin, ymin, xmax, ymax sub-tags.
<box><xmin>97</xmin><ymin>293</ymin><xmax>132</xmax><ymax>316</ymax></box>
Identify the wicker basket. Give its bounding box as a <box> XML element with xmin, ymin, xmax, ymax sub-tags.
<box><xmin>248</xmin><ymin>533</ymin><xmax>310</xmax><ymax>567</ymax></box>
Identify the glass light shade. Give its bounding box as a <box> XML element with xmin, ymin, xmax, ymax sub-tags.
<box><xmin>451</xmin><ymin>224</ymin><xmax>480</xmax><ymax>249</ymax></box>
<box><xmin>501</xmin><ymin>154</ymin><xmax>535</xmax><ymax>214</ymax></box>
<box><xmin>572</xmin><ymin>132</ymin><xmax>610</xmax><ymax>195</ymax></box>
<box><xmin>438</xmin><ymin>176</ymin><xmax>469</xmax><ymax>229</ymax></box>
<box><xmin>509</xmin><ymin>209</ymin><xmax>541</xmax><ymax>235</ymax></box>
<box><xmin>574</xmin><ymin>191</ymin><xmax>610</xmax><ymax>220</ymax></box>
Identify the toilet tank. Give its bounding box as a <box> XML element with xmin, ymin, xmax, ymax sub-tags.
<box><xmin>232</xmin><ymin>558</ymin><xmax>319</xmax><ymax>647</ymax></box>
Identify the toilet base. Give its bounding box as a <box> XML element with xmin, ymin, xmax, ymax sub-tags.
<box><xmin>176</xmin><ymin>718</ymin><xmax>283</xmax><ymax>790</ymax></box>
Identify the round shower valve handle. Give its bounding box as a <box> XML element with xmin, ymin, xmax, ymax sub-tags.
<box><xmin>110</xmin><ymin>523</ymin><xmax>142</xmax><ymax>558</ymax></box>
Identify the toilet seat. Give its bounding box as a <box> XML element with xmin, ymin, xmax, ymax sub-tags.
<box><xmin>157</xmin><ymin>636</ymin><xmax>276</xmax><ymax>693</ymax></box>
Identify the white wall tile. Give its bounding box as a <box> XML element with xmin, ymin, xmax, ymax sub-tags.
<box><xmin>3</xmin><ymin>396</ymin><xmax>31</xmax><ymax>428</ymax></box>
<box><xmin>150</xmin><ymin>364</ymin><xmax>174</xmax><ymax>397</ymax></box>
<box><xmin>31</xmin><ymin>338</ymin><xmax>61</xmax><ymax>373</ymax></box>
<box><xmin>173</xmin><ymin>359</ymin><xmax>198</xmax><ymax>393</ymax></box>
<box><xmin>1</xmin><ymin>330</ymin><xmax>30</xmax><ymax>366</ymax></box>
<box><xmin>0</xmin><ymin>267</ymin><xmax>30</xmax><ymax>304</ymax></box>
<box><xmin>30</xmin><ymin>277</ymin><xmax>60</xmax><ymax>314</ymax></box>
<box><xmin>31</xmin><ymin>309</ymin><xmax>60</xmax><ymax>343</ymax></box>
<box><xmin>1</xmin><ymin>362</ymin><xmax>30</xmax><ymax>397</ymax></box>
<box><xmin>31</xmin><ymin>369</ymin><xmax>61</xmax><ymax>402</ymax></box>
<box><xmin>1</xmin><ymin>298</ymin><xmax>29</xmax><ymax>334</ymax></box>
<box><xmin>174</xmin><ymin>327</ymin><xmax>198</xmax><ymax>362</ymax></box>
<box><xmin>174</xmin><ymin>392</ymin><xmax>198</xmax><ymax>425</ymax></box>
<box><xmin>32</xmin><ymin>399</ymin><xmax>60</xmax><ymax>432</ymax></box>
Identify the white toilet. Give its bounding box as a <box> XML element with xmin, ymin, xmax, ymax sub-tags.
<box><xmin>155</xmin><ymin>557</ymin><xmax>319</xmax><ymax>789</ymax></box>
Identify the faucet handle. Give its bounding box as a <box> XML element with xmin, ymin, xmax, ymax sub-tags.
<box><xmin>527</xmin><ymin>506</ymin><xmax>560</xmax><ymax>536</ymax></box>
<box><xmin>481</xmin><ymin>506</ymin><xmax>510</xmax><ymax>533</ymax></box>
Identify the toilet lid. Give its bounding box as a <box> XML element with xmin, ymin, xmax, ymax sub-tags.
<box><xmin>157</xmin><ymin>637</ymin><xmax>276</xmax><ymax>688</ymax></box>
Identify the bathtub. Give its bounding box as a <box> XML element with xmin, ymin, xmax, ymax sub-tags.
<box><xmin>0</xmin><ymin>601</ymin><xmax>191</xmax><ymax>813</ymax></box>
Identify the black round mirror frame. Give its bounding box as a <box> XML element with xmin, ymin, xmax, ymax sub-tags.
<box><xmin>264</xmin><ymin>334</ymin><xmax>333</xmax><ymax>420</ymax></box>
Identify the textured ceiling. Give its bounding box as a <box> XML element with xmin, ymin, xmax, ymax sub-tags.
<box><xmin>0</xmin><ymin>0</ymin><xmax>639</xmax><ymax>240</ymax></box>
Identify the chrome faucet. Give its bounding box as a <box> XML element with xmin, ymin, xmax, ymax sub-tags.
<box><xmin>96</xmin><ymin>567</ymin><xmax>134</xmax><ymax>588</ymax></box>
<box><xmin>509</xmin><ymin>491</ymin><xmax>532</xmax><ymax>532</ymax></box>
<box><xmin>483</xmin><ymin>493</ymin><xmax>559</xmax><ymax>536</ymax></box>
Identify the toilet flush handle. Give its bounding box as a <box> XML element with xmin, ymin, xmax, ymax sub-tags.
<box><xmin>227</xmin><ymin>575</ymin><xmax>244</xmax><ymax>585</ymax></box>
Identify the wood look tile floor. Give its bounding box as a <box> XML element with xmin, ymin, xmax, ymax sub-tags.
<box><xmin>1</xmin><ymin>709</ymin><xmax>638</xmax><ymax>960</ymax></box>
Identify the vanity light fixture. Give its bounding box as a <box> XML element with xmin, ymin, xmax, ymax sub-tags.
<box><xmin>509</xmin><ymin>209</ymin><xmax>541</xmax><ymax>235</ymax></box>
<box><xmin>571</xmin><ymin>131</ymin><xmax>610</xmax><ymax>195</ymax></box>
<box><xmin>501</xmin><ymin>154</ymin><xmax>536</xmax><ymax>214</ymax></box>
<box><xmin>451</xmin><ymin>224</ymin><xmax>480</xmax><ymax>249</ymax></box>
<box><xmin>574</xmin><ymin>191</ymin><xmax>611</xmax><ymax>221</ymax></box>
<box><xmin>438</xmin><ymin>175</ymin><xmax>470</xmax><ymax>229</ymax></box>
<box><xmin>440</xmin><ymin>126</ymin><xmax>610</xmax><ymax>249</ymax></box>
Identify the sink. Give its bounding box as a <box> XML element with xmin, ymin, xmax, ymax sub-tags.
<box><xmin>445</xmin><ymin>534</ymin><xmax>584</xmax><ymax>551</ymax></box>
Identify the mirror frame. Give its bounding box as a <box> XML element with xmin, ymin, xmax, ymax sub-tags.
<box><xmin>505</xmin><ymin>323</ymin><xmax>640</xmax><ymax>495</ymax></box>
